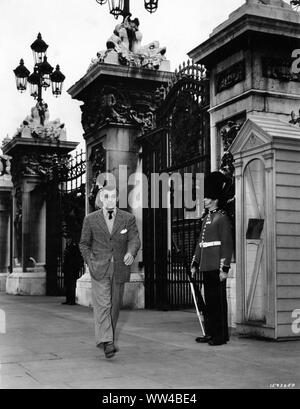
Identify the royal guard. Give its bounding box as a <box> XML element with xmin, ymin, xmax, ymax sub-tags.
<box><xmin>191</xmin><ymin>171</ymin><xmax>234</xmax><ymax>346</ymax></box>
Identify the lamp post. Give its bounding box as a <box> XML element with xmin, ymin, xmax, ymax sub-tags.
<box><xmin>96</xmin><ymin>0</ymin><xmax>159</xmax><ymax>19</ymax></box>
<box><xmin>13</xmin><ymin>33</ymin><xmax>65</xmax><ymax>126</ymax></box>
<box><xmin>291</xmin><ymin>0</ymin><xmax>300</xmax><ymax>10</ymax></box>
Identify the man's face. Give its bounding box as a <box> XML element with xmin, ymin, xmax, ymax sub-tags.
<box><xmin>204</xmin><ymin>197</ymin><xmax>217</xmax><ymax>209</ymax></box>
<box><xmin>100</xmin><ymin>189</ymin><xmax>117</xmax><ymax>210</ymax></box>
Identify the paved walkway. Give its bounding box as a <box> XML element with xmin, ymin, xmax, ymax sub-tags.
<box><xmin>0</xmin><ymin>293</ymin><xmax>299</xmax><ymax>389</ymax></box>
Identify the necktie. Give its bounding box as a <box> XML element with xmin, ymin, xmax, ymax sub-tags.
<box><xmin>108</xmin><ymin>210</ymin><xmax>114</xmax><ymax>220</ymax></box>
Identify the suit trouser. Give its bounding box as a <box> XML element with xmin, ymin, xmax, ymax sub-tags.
<box><xmin>91</xmin><ymin>262</ymin><xmax>124</xmax><ymax>347</ymax></box>
<box><xmin>202</xmin><ymin>269</ymin><xmax>229</xmax><ymax>342</ymax></box>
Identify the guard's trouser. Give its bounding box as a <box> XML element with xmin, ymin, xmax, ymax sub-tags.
<box><xmin>202</xmin><ymin>269</ymin><xmax>229</xmax><ymax>343</ymax></box>
<box><xmin>91</xmin><ymin>262</ymin><xmax>125</xmax><ymax>347</ymax></box>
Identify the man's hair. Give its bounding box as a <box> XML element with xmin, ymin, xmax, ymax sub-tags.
<box><xmin>100</xmin><ymin>182</ymin><xmax>118</xmax><ymax>195</ymax></box>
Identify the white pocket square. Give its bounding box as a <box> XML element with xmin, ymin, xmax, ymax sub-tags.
<box><xmin>120</xmin><ymin>229</ymin><xmax>128</xmax><ymax>234</ymax></box>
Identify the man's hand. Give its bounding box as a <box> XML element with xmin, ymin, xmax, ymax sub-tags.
<box><xmin>124</xmin><ymin>252</ymin><xmax>134</xmax><ymax>266</ymax></box>
<box><xmin>219</xmin><ymin>258</ymin><xmax>229</xmax><ymax>281</ymax></box>
<box><xmin>190</xmin><ymin>266</ymin><xmax>197</xmax><ymax>278</ymax></box>
<box><xmin>219</xmin><ymin>271</ymin><xmax>228</xmax><ymax>281</ymax></box>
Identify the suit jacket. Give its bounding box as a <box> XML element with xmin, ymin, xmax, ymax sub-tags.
<box><xmin>79</xmin><ymin>208</ymin><xmax>141</xmax><ymax>283</ymax></box>
<box><xmin>192</xmin><ymin>209</ymin><xmax>233</xmax><ymax>272</ymax></box>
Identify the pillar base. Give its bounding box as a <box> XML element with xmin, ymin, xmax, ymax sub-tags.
<box><xmin>6</xmin><ymin>267</ymin><xmax>46</xmax><ymax>295</ymax></box>
<box><xmin>123</xmin><ymin>272</ymin><xmax>144</xmax><ymax>309</ymax></box>
<box><xmin>75</xmin><ymin>270</ymin><xmax>145</xmax><ymax>309</ymax></box>
<box><xmin>0</xmin><ymin>272</ymin><xmax>8</xmax><ymax>292</ymax></box>
<box><xmin>76</xmin><ymin>271</ymin><xmax>93</xmax><ymax>307</ymax></box>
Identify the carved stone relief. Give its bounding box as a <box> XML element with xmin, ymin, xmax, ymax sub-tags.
<box><xmin>262</xmin><ymin>57</ymin><xmax>300</xmax><ymax>82</ymax></box>
<box><xmin>215</xmin><ymin>60</ymin><xmax>245</xmax><ymax>93</ymax></box>
<box><xmin>81</xmin><ymin>85</ymin><xmax>157</xmax><ymax>134</ymax></box>
<box><xmin>88</xmin><ymin>143</ymin><xmax>106</xmax><ymax>209</ymax></box>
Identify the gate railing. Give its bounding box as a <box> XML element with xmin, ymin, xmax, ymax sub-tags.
<box><xmin>55</xmin><ymin>149</ymin><xmax>86</xmax><ymax>294</ymax></box>
<box><xmin>143</xmin><ymin>60</ymin><xmax>211</xmax><ymax>309</ymax></box>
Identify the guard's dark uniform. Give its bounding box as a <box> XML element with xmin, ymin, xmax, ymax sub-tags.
<box><xmin>192</xmin><ymin>208</ymin><xmax>233</xmax><ymax>344</ymax></box>
<box><xmin>62</xmin><ymin>242</ymin><xmax>83</xmax><ymax>305</ymax></box>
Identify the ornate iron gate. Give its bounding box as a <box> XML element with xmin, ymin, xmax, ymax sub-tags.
<box><xmin>140</xmin><ymin>62</ymin><xmax>211</xmax><ymax>309</ymax></box>
<box><xmin>46</xmin><ymin>150</ymin><xmax>86</xmax><ymax>295</ymax></box>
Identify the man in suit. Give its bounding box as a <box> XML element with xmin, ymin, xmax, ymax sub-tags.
<box><xmin>191</xmin><ymin>171</ymin><xmax>233</xmax><ymax>346</ymax></box>
<box><xmin>79</xmin><ymin>183</ymin><xmax>141</xmax><ymax>358</ymax></box>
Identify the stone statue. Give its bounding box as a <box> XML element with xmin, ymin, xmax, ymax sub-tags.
<box><xmin>12</xmin><ymin>102</ymin><xmax>66</xmax><ymax>142</ymax></box>
<box><xmin>89</xmin><ymin>16</ymin><xmax>167</xmax><ymax>70</ymax></box>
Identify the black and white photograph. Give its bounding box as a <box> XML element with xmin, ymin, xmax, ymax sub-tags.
<box><xmin>0</xmin><ymin>0</ymin><xmax>300</xmax><ymax>395</ymax></box>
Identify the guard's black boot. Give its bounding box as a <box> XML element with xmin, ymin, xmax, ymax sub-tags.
<box><xmin>195</xmin><ymin>335</ymin><xmax>212</xmax><ymax>343</ymax></box>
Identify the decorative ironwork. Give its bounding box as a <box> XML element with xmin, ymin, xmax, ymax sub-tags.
<box><xmin>215</xmin><ymin>60</ymin><xmax>245</xmax><ymax>93</ymax></box>
<box><xmin>154</xmin><ymin>60</ymin><xmax>209</xmax><ymax>168</ymax></box>
<box><xmin>45</xmin><ymin>150</ymin><xmax>86</xmax><ymax>295</ymax></box>
<box><xmin>262</xmin><ymin>57</ymin><xmax>300</xmax><ymax>82</ymax></box>
<box><xmin>141</xmin><ymin>60</ymin><xmax>211</xmax><ymax>309</ymax></box>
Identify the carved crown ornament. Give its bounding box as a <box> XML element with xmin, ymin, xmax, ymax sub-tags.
<box><xmin>81</xmin><ymin>85</ymin><xmax>157</xmax><ymax>134</ymax></box>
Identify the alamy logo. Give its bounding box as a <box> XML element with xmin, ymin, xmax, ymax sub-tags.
<box><xmin>0</xmin><ymin>309</ymin><xmax>6</xmax><ymax>334</ymax></box>
<box><xmin>291</xmin><ymin>309</ymin><xmax>300</xmax><ymax>335</ymax></box>
<box><xmin>291</xmin><ymin>49</ymin><xmax>300</xmax><ymax>74</ymax></box>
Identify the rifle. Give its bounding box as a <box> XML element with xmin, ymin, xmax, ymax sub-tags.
<box><xmin>172</xmin><ymin>238</ymin><xmax>207</xmax><ymax>337</ymax></box>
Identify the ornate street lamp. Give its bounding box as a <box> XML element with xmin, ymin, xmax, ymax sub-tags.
<box><xmin>30</xmin><ymin>33</ymin><xmax>49</xmax><ymax>65</ymax></box>
<box><xmin>27</xmin><ymin>66</ymin><xmax>40</xmax><ymax>98</ymax></box>
<box><xmin>51</xmin><ymin>65</ymin><xmax>66</xmax><ymax>97</ymax></box>
<box><xmin>13</xmin><ymin>59</ymin><xmax>30</xmax><ymax>93</ymax></box>
<box><xmin>96</xmin><ymin>0</ymin><xmax>159</xmax><ymax>19</ymax></box>
<box><xmin>39</xmin><ymin>56</ymin><xmax>54</xmax><ymax>89</ymax></box>
<box><xmin>108</xmin><ymin>0</ymin><xmax>125</xmax><ymax>18</ymax></box>
<box><xmin>13</xmin><ymin>33</ymin><xmax>65</xmax><ymax>116</ymax></box>
<box><xmin>291</xmin><ymin>0</ymin><xmax>300</xmax><ymax>10</ymax></box>
<box><xmin>144</xmin><ymin>0</ymin><xmax>158</xmax><ymax>13</ymax></box>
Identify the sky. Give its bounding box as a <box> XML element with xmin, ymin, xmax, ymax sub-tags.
<box><xmin>0</xmin><ymin>0</ymin><xmax>245</xmax><ymax>152</ymax></box>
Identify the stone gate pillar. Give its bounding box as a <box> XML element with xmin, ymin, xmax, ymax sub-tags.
<box><xmin>2</xmin><ymin>105</ymin><xmax>78</xmax><ymax>295</ymax></box>
<box><xmin>0</xmin><ymin>155</ymin><xmax>13</xmax><ymax>291</ymax></box>
<box><xmin>68</xmin><ymin>20</ymin><xmax>172</xmax><ymax>308</ymax></box>
<box><xmin>188</xmin><ymin>0</ymin><xmax>300</xmax><ymax>332</ymax></box>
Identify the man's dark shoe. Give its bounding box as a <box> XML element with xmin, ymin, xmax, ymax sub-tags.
<box><xmin>61</xmin><ymin>301</ymin><xmax>70</xmax><ymax>305</ymax></box>
<box><xmin>195</xmin><ymin>335</ymin><xmax>211</xmax><ymax>343</ymax></box>
<box><xmin>104</xmin><ymin>342</ymin><xmax>116</xmax><ymax>359</ymax></box>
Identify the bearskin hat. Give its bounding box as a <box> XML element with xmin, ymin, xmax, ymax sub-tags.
<box><xmin>204</xmin><ymin>171</ymin><xmax>228</xmax><ymax>200</ymax></box>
